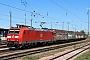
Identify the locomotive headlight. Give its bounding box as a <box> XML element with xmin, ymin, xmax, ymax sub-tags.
<box><xmin>7</xmin><ymin>36</ymin><xmax>11</xmax><ymax>38</ymax></box>
<box><xmin>15</xmin><ymin>36</ymin><xmax>19</xmax><ymax>38</ymax></box>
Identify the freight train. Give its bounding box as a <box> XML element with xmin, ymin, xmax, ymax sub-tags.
<box><xmin>7</xmin><ymin>24</ymin><xmax>87</xmax><ymax>48</ymax></box>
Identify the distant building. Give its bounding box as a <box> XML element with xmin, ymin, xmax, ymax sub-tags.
<box><xmin>0</xmin><ymin>28</ymin><xmax>8</xmax><ymax>40</ymax></box>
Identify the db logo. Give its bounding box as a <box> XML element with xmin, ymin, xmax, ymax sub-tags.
<box><xmin>12</xmin><ymin>35</ymin><xmax>14</xmax><ymax>38</ymax></box>
<box><xmin>40</xmin><ymin>34</ymin><xmax>43</xmax><ymax>37</ymax></box>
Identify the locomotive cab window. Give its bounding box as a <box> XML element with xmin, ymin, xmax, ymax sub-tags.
<box><xmin>9</xmin><ymin>30</ymin><xmax>14</xmax><ymax>34</ymax></box>
<box><xmin>9</xmin><ymin>30</ymin><xmax>20</xmax><ymax>34</ymax></box>
<box><xmin>15</xmin><ymin>30</ymin><xmax>20</xmax><ymax>34</ymax></box>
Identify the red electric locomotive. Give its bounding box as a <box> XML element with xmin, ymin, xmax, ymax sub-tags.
<box><xmin>7</xmin><ymin>24</ymin><xmax>54</xmax><ymax>48</ymax></box>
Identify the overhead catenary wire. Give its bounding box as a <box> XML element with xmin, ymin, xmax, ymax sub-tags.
<box><xmin>19</xmin><ymin>0</ymin><xmax>85</xmax><ymax>31</ymax></box>
<box><xmin>0</xmin><ymin>12</ymin><xmax>38</xmax><ymax>24</ymax></box>
<box><xmin>50</xmin><ymin>0</ymin><xmax>87</xmax><ymax>23</ymax></box>
<box><xmin>65</xmin><ymin>0</ymin><xmax>85</xmax><ymax>14</ymax></box>
<box><xmin>0</xmin><ymin>1</ymin><xmax>87</xmax><ymax>31</ymax></box>
<box><xmin>0</xmin><ymin>2</ymin><xmax>56</xmax><ymax>23</ymax></box>
<box><xmin>22</xmin><ymin>0</ymin><xmax>64</xmax><ymax>22</ymax></box>
<box><xmin>65</xmin><ymin>0</ymin><xmax>87</xmax><ymax>28</ymax></box>
<box><xmin>0</xmin><ymin>1</ymin><xmax>45</xmax><ymax>27</ymax></box>
<box><xmin>0</xmin><ymin>13</ymin><xmax>31</xmax><ymax>20</ymax></box>
<box><xmin>21</xmin><ymin>1</ymin><xmax>63</xmax><ymax>23</ymax></box>
<box><xmin>0</xmin><ymin>2</ymin><xmax>65</xmax><ymax>23</ymax></box>
<box><xmin>0</xmin><ymin>2</ymin><xmax>32</xmax><ymax>13</ymax></box>
<box><xmin>23</xmin><ymin>0</ymin><xmax>87</xmax><ymax>31</ymax></box>
<box><xmin>0</xmin><ymin>18</ymin><xmax>9</xmax><ymax>21</ymax></box>
<box><xmin>65</xmin><ymin>0</ymin><xmax>78</xmax><ymax>10</ymax></box>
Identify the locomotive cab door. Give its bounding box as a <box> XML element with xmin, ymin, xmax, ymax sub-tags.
<box><xmin>23</xmin><ymin>30</ymin><xmax>28</xmax><ymax>42</ymax></box>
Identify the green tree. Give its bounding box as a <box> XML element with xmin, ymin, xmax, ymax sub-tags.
<box><xmin>80</xmin><ymin>30</ymin><xmax>85</xmax><ymax>33</ymax></box>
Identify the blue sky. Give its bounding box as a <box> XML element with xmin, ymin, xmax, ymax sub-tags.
<box><xmin>0</xmin><ymin>0</ymin><xmax>90</xmax><ymax>32</ymax></box>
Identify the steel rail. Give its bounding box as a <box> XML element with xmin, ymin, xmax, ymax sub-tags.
<box><xmin>0</xmin><ymin>40</ymin><xmax>89</xmax><ymax>60</ymax></box>
<box><xmin>48</xmin><ymin>44</ymin><xmax>90</xmax><ymax>60</ymax></box>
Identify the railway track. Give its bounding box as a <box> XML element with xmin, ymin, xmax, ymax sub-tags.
<box><xmin>0</xmin><ymin>39</ymin><xmax>89</xmax><ymax>60</ymax></box>
<box><xmin>0</xmin><ymin>40</ymin><xmax>7</xmax><ymax>50</ymax></box>
<box><xmin>0</xmin><ymin>39</ymin><xmax>88</xmax><ymax>53</ymax></box>
<box><xmin>0</xmin><ymin>40</ymin><xmax>86</xmax><ymax>53</ymax></box>
<box><xmin>0</xmin><ymin>40</ymin><xmax>6</xmax><ymax>45</ymax></box>
<box><xmin>47</xmin><ymin>43</ymin><xmax>90</xmax><ymax>60</ymax></box>
<box><xmin>0</xmin><ymin>45</ymin><xmax>7</xmax><ymax>48</ymax></box>
<box><xmin>0</xmin><ymin>45</ymin><xmax>8</xmax><ymax>53</ymax></box>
